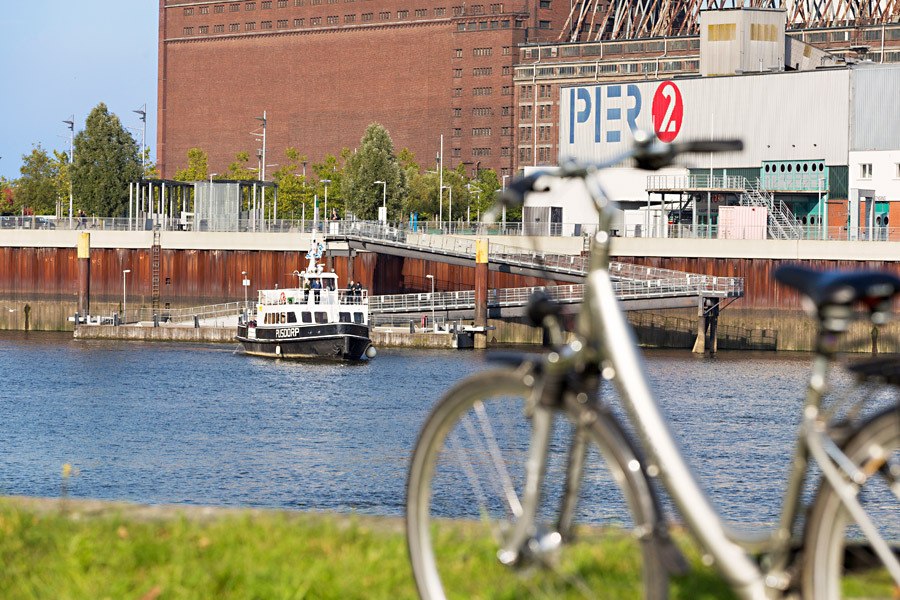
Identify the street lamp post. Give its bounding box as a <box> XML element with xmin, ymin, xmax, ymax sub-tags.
<box><xmin>425</xmin><ymin>274</ymin><xmax>436</xmax><ymax>332</ymax></box>
<box><xmin>441</xmin><ymin>186</ymin><xmax>452</xmax><ymax>232</ymax></box>
<box><xmin>374</xmin><ymin>180</ymin><xmax>387</xmax><ymax>223</ymax></box>
<box><xmin>321</xmin><ymin>179</ymin><xmax>331</xmax><ymax>224</ymax></box>
<box><xmin>133</xmin><ymin>104</ymin><xmax>146</xmax><ymax>174</ymax></box>
<box><xmin>63</xmin><ymin>116</ymin><xmax>75</xmax><ymax>228</ymax></box>
<box><xmin>122</xmin><ymin>270</ymin><xmax>131</xmax><ymax>324</ymax></box>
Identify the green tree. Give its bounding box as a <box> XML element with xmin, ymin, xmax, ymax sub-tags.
<box><xmin>0</xmin><ymin>178</ymin><xmax>15</xmax><ymax>215</ymax></box>
<box><xmin>342</xmin><ymin>123</ymin><xmax>408</xmax><ymax>220</ymax></box>
<box><xmin>470</xmin><ymin>168</ymin><xmax>501</xmax><ymax>221</ymax></box>
<box><xmin>70</xmin><ymin>103</ymin><xmax>141</xmax><ymax>216</ymax></box>
<box><xmin>141</xmin><ymin>147</ymin><xmax>160</xmax><ymax>179</ymax></box>
<box><xmin>272</xmin><ymin>147</ymin><xmax>312</xmax><ymax>220</ymax></box>
<box><xmin>174</xmin><ymin>148</ymin><xmax>209</xmax><ymax>181</ymax></box>
<box><xmin>312</xmin><ymin>152</ymin><xmax>346</xmax><ymax>219</ymax></box>
<box><xmin>16</xmin><ymin>144</ymin><xmax>65</xmax><ymax>215</ymax></box>
<box><xmin>223</xmin><ymin>151</ymin><xmax>258</xmax><ymax>181</ymax></box>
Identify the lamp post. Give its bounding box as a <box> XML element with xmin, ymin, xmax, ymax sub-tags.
<box><xmin>321</xmin><ymin>179</ymin><xmax>331</xmax><ymax>223</ymax></box>
<box><xmin>441</xmin><ymin>186</ymin><xmax>452</xmax><ymax>232</ymax></box>
<box><xmin>122</xmin><ymin>270</ymin><xmax>131</xmax><ymax>324</ymax></box>
<box><xmin>242</xmin><ymin>270</ymin><xmax>249</xmax><ymax>306</ymax></box>
<box><xmin>425</xmin><ymin>274</ymin><xmax>435</xmax><ymax>332</ymax></box>
<box><xmin>63</xmin><ymin>116</ymin><xmax>75</xmax><ymax>228</ymax></box>
<box><xmin>133</xmin><ymin>104</ymin><xmax>146</xmax><ymax>174</ymax></box>
<box><xmin>374</xmin><ymin>180</ymin><xmax>387</xmax><ymax>223</ymax></box>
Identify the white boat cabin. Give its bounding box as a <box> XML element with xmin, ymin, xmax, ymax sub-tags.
<box><xmin>252</xmin><ymin>270</ymin><xmax>368</xmax><ymax>328</ymax></box>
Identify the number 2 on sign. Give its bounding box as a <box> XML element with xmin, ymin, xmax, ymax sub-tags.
<box><xmin>651</xmin><ymin>81</ymin><xmax>683</xmax><ymax>143</ymax></box>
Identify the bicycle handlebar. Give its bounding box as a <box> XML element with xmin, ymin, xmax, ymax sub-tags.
<box><xmin>495</xmin><ymin>134</ymin><xmax>743</xmax><ymax>210</ymax></box>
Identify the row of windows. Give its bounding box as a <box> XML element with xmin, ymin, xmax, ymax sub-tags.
<box><xmin>184</xmin><ymin>2</ymin><xmax>502</xmax><ymax>18</ymax></box>
<box><xmin>182</xmin><ymin>12</ymin><xmax>515</xmax><ymax>34</ymax></box>
<box><xmin>516</xmin><ymin>146</ymin><xmax>553</xmax><ymax>163</ymax></box>
<box><xmin>472</xmin><ymin>127</ymin><xmax>492</xmax><ymax>136</ymax></box>
<box><xmin>514</xmin><ymin>59</ymin><xmax>699</xmax><ymax>80</ymax></box>
<box><xmin>454</xmin><ymin>107</ymin><xmax>514</xmax><ymax>117</ymax></box>
<box><xmin>457</xmin><ymin>20</ymin><xmax>521</xmax><ymax>31</ymax></box>
<box><xmin>455</xmin><ymin>46</ymin><xmax>512</xmax><ymax>57</ymax></box>
<box><xmin>454</xmin><ymin>87</ymin><xmax>513</xmax><ymax>97</ymax></box>
<box><xmin>448</xmin><ymin>147</ymin><xmax>514</xmax><ymax>158</ymax></box>
<box><xmin>262</xmin><ymin>311</ymin><xmax>364</xmax><ymax>324</ymax></box>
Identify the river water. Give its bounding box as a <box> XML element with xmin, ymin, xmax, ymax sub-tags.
<box><xmin>0</xmin><ymin>331</ymin><xmax>876</xmax><ymax>527</ymax></box>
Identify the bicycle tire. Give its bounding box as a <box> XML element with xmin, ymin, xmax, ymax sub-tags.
<box><xmin>406</xmin><ymin>367</ymin><xmax>668</xmax><ymax>599</ymax></box>
<box><xmin>803</xmin><ymin>407</ymin><xmax>900</xmax><ymax>599</ymax></box>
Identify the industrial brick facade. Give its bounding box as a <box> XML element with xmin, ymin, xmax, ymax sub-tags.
<box><xmin>158</xmin><ymin>0</ymin><xmax>571</xmax><ymax>180</ymax></box>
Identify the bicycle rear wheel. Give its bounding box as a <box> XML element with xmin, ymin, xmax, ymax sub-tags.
<box><xmin>803</xmin><ymin>408</ymin><xmax>900</xmax><ymax>599</ymax></box>
<box><xmin>406</xmin><ymin>367</ymin><xmax>667</xmax><ymax>599</ymax></box>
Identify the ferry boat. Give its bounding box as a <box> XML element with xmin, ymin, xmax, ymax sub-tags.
<box><xmin>235</xmin><ymin>245</ymin><xmax>375</xmax><ymax>360</ymax></box>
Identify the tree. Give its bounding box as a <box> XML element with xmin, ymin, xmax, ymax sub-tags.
<box><xmin>141</xmin><ymin>147</ymin><xmax>160</xmax><ymax>179</ymax></box>
<box><xmin>223</xmin><ymin>151</ymin><xmax>258</xmax><ymax>181</ymax></box>
<box><xmin>272</xmin><ymin>147</ymin><xmax>311</xmax><ymax>220</ymax></box>
<box><xmin>312</xmin><ymin>152</ymin><xmax>346</xmax><ymax>219</ymax></box>
<box><xmin>174</xmin><ymin>148</ymin><xmax>209</xmax><ymax>181</ymax></box>
<box><xmin>470</xmin><ymin>169</ymin><xmax>501</xmax><ymax>221</ymax></box>
<box><xmin>16</xmin><ymin>144</ymin><xmax>66</xmax><ymax>215</ymax></box>
<box><xmin>0</xmin><ymin>178</ymin><xmax>15</xmax><ymax>215</ymax></box>
<box><xmin>342</xmin><ymin>123</ymin><xmax>408</xmax><ymax>220</ymax></box>
<box><xmin>70</xmin><ymin>103</ymin><xmax>142</xmax><ymax>216</ymax></box>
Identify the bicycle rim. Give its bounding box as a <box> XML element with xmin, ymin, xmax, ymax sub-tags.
<box><xmin>803</xmin><ymin>408</ymin><xmax>900</xmax><ymax>600</ymax></box>
<box><xmin>406</xmin><ymin>368</ymin><xmax>665</xmax><ymax>600</ymax></box>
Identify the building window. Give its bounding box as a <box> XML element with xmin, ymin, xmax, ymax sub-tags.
<box><xmin>261</xmin><ymin>20</ymin><xmax>273</xmax><ymax>28</ymax></box>
<box><xmin>184</xmin><ymin>7</ymin><xmax>194</xmax><ymax>16</ymax></box>
<box><xmin>453</xmin><ymin>108</ymin><xmax>462</xmax><ymax>117</ymax></box>
<box><xmin>230</xmin><ymin>23</ymin><xmax>240</xmax><ymax>31</ymax></box>
<box><xmin>327</xmin><ymin>15</ymin><xmax>338</xmax><ymax>23</ymax></box>
<box><xmin>539</xmin><ymin>104</ymin><xmax>551</xmax><ymax>119</ymax></box>
<box><xmin>261</xmin><ymin>0</ymin><xmax>272</xmax><ymax>8</ymax></box>
<box><xmin>361</xmin><ymin>12</ymin><xmax>372</xmax><ymax>21</ymax></box>
<box><xmin>214</xmin><ymin>24</ymin><xmax>225</xmax><ymax>32</ymax></box>
<box><xmin>501</xmin><ymin>106</ymin><xmax>511</xmax><ymax>116</ymax></box>
<box><xmin>183</xmin><ymin>27</ymin><xmax>194</xmax><ymax>35</ymax></box>
<box><xmin>215</xmin><ymin>5</ymin><xmax>225</xmax><ymax>13</ymax></box>
<box><xmin>473</xmin><ymin>67</ymin><xmax>492</xmax><ymax>76</ymax></box>
<box><xmin>199</xmin><ymin>25</ymin><xmax>209</xmax><ymax>33</ymax></box>
<box><xmin>472</xmin><ymin>127</ymin><xmax>491</xmax><ymax>136</ymax></box>
<box><xmin>521</xmin><ymin>85</ymin><xmax>533</xmax><ymax>99</ymax></box>
<box><xmin>278</xmin><ymin>0</ymin><xmax>288</xmax><ymax>6</ymax></box>
<box><xmin>490</xmin><ymin>2</ymin><xmax>503</xmax><ymax>12</ymax></box>
<box><xmin>452</xmin><ymin>6</ymin><xmax>465</xmax><ymax>16</ymax></box>
<box><xmin>539</xmin><ymin>20</ymin><xmax>551</xmax><ymax>28</ymax></box>
<box><xmin>453</xmin><ymin>69</ymin><xmax>462</xmax><ymax>78</ymax></box>
<box><xmin>455</xmin><ymin>48</ymin><xmax>463</xmax><ymax>58</ymax></box>
<box><xmin>502</xmin><ymin>46</ymin><xmax>511</xmax><ymax>55</ymax></box>
<box><xmin>434</xmin><ymin>7</ymin><xmax>446</xmax><ymax>15</ymax></box>
<box><xmin>246</xmin><ymin>21</ymin><xmax>256</xmax><ymax>29</ymax></box>
<box><xmin>501</xmin><ymin>147</ymin><xmax>511</xmax><ymax>157</ymax></box>
<box><xmin>502</xmin><ymin>66</ymin><xmax>511</xmax><ymax>75</ymax></box>
<box><xmin>344</xmin><ymin>14</ymin><xmax>355</xmax><ymax>22</ymax></box>
<box><xmin>861</xmin><ymin>163</ymin><xmax>873</xmax><ymax>179</ymax></box>
<box><xmin>474</xmin><ymin>47</ymin><xmax>493</xmax><ymax>56</ymax></box>
<box><xmin>473</xmin><ymin>147</ymin><xmax>492</xmax><ymax>157</ymax></box>
<box><xmin>294</xmin><ymin>0</ymin><xmax>304</xmax><ymax>4</ymax></box>
<box><xmin>540</xmin><ymin>0</ymin><xmax>550</xmax><ymax>7</ymax></box>
<box><xmin>415</xmin><ymin>9</ymin><xmax>427</xmax><ymax>17</ymax></box>
<box><xmin>278</xmin><ymin>19</ymin><xmax>288</xmax><ymax>27</ymax></box>
<box><xmin>473</xmin><ymin>107</ymin><xmax>493</xmax><ymax>116</ymax></box>
<box><xmin>231</xmin><ymin>3</ymin><xmax>241</xmax><ymax>11</ymax></box>
<box><xmin>457</xmin><ymin>23</ymin><xmax>466</xmax><ymax>31</ymax></box>
<box><xmin>200</xmin><ymin>6</ymin><xmax>210</xmax><ymax>14</ymax></box>
<box><xmin>520</xmin><ymin>105</ymin><xmax>532</xmax><ymax>119</ymax></box>
<box><xmin>519</xmin><ymin>148</ymin><xmax>532</xmax><ymax>163</ymax></box>
<box><xmin>453</xmin><ymin>88</ymin><xmax>462</xmax><ymax>97</ymax></box>
<box><xmin>246</xmin><ymin>2</ymin><xmax>256</xmax><ymax>10</ymax></box>
<box><xmin>294</xmin><ymin>17</ymin><xmax>305</xmax><ymax>25</ymax></box>
<box><xmin>472</xmin><ymin>4</ymin><xmax>485</xmax><ymax>14</ymax></box>
<box><xmin>452</xmin><ymin>128</ymin><xmax>462</xmax><ymax>137</ymax></box>
<box><xmin>473</xmin><ymin>87</ymin><xmax>492</xmax><ymax>96</ymax></box>
<box><xmin>310</xmin><ymin>16</ymin><xmax>321</xmax><ymax>24</ymax></box>
<box><xmin>379</xmin><ymin>11</ymin><xmax>391</xmax><ymax>19</ymax></box>
<box><xmin>520</xmin><ymin>126</ymin><xmax>532</xmax><ymax>139</ymax></box>
<box><xmin>539</xmin><ymin>84</ymin><xmax>552</xmax><ymax>98</ymax></box>
<box><xmin>398</xmin><ymin>10</ymin><xmax>409</xmax><ymax>18</ymax></box>
<box><xmin>501</xmin><ymin>86</ymin><xmax>512</xmax><ymax>96</ymax></box>
<box><xmin>452</xmin><ymin>148</ymin><xmax>462</xmax><ymax>158</ymax></box>
<box><xmin>501</xmin><ymin>126</ymin><xmax>512</xmax><ymax>136</ymax></box>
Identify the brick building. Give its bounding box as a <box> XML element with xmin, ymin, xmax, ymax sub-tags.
<box><xmin>157</xmin><ymin>0</ymin><xmax>571</xmax><ymax>180</ymax></box>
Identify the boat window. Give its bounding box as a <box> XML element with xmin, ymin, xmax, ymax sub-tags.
<box><xmin>354</xmin><ymin>312</ymin><xmax>364</xmax><ymax>324</ymax></box>
<box><xmin>339</xmin><ymin>312</ymin><xmax>351</xmax><ymax>323</ymax></box>
<box><xmin>301</xmin><ymin>312</ymin><xmax>312</xmax><ymax>323</ymax></box>
<box><xmin>265</xmin><ymin>313</ymin><xmax>273</xmax><ymax>325</ymax></box>
<box><xmin>287</xmin><ymin>312</ymin><xmax>297</xmax><ymax>323</ymax></box>
<box><xmin>315</xmin><ymin>312</ymin><xmax>328</xmax><ymax>324</ymax></box>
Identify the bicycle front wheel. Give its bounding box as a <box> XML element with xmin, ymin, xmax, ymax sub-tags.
<box><xmin>406</xmin><ymin>367</ymin><xmax>666</xmax><ymax>599</ymax></box>
<box><xmin>803</xmin><ymin>408</ymin><xmax>900</xmax><ymax>599</ymax></box>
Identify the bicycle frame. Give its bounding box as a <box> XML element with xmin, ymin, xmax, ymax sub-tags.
<box><xmin>507</xmin><ymin>172</ymin><xmax>900</xmax><ymax>599</ymax></box>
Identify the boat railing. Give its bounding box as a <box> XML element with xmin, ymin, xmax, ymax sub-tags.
<box><xmin>257</xmin><ymin>288</ymin><xmax>368</xmax><ymax>307</ymax></box>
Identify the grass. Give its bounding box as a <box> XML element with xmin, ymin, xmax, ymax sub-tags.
<box><xmin>0</xmin><ymin>497</ymin><xmax>886</xmax><ymax>599</ymax></box>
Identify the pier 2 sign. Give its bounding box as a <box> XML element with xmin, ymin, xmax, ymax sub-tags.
<box><xmin>651</xmin><ymin>81</ymin><xmax>683</xmax><ymax>143</ymax></box>
<box><xmin>563</xmin><ymin>80</ymin><xmax>684</xmax><ymax>151</ymax></box>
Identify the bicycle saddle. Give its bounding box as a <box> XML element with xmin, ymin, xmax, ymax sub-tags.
<box><xmin>775</xmin><ymin>265</ymin><xmax>900</xmax><ymax>310</ymax></box>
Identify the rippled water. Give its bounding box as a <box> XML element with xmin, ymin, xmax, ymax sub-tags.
<box><xmin>0</xmin><ymin>331</ymin><xmax>870</xmax><ymax>527</ymax></box>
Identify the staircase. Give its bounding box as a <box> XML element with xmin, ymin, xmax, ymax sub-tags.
<box><xmin>740</xmin><ymin>180</ymin><xmax>802</xmax><ymax>240</ymax></box>
<box><xmin>151</xmin><ymin>228</ymin><xmax>161</xmax><ymax>311</ymax></box>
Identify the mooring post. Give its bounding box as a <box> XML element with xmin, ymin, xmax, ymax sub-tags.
<box><xmin>77</xmin><ymin>232</ymin><xmax>90</xmax><ymax>318</ymax></box>
<box><xmin>692</xmin><ymin>296</ymin><xmax>707</xmax><ymax>354</ymax></box>
<box><xmin>474</xmin><ymin>239</ymin><xmax>488</xmax><ymax>349</ymax></box>
<box><xmin>708</xmin><ymin>298</ymin><xmax>720</xmax><ymax>355</ymax></box>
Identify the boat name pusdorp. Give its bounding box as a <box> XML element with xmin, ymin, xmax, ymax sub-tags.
<box><xmin>276</xmin><ymin>327</ymin><xmax>302</xmax><ymax>338</ymax></box>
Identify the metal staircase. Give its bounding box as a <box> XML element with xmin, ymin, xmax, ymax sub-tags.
<box><xmin>740</xmin><ymin>180</ymin><xmax>802</xmax><ymax>240</ymax></box>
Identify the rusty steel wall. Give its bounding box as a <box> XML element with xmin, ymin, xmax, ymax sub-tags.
<box><xmin>4</xmin><ymin>246</ymin><xmax>899</xmax><ymax>315</ymax></box>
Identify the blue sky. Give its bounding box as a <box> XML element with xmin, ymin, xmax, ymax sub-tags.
<box><xmin>0</xmin><ymin>2</ymin><xmax>158</xmax><ymax>181</ymax></box>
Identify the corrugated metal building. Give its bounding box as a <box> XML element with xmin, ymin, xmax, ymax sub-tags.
<box><xmin>557</xmin><ymin>63</ymin><xmax>900</xmax><ymax>240</ymax></box>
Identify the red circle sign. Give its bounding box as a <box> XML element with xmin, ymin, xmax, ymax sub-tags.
<box><xmin>651</xmin><ymin>81</ymin><xmax>683</xmax><ymax>143</ymax></box>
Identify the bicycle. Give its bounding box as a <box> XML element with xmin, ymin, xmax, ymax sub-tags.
<box><xmin>405</xmin><ymin>131</ymin><xmax>900</xmax><ymax>599</ymax></box>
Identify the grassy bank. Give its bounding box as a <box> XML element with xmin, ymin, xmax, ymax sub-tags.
<box><xmin>0</xmin><ymin>496</ymin><xmax>738</xmax><ymax>599</ymax></box>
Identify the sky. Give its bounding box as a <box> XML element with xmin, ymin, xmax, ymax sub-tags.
<box><xmin>0</xmin><ymin>2</ymin><xmax>159</xmax><ymax>181</ymax></box>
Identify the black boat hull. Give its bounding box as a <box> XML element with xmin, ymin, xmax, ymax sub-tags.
<box><xmin>236</xmin><ymin>323</ymin><xmax>371</xmax><ymax>360</ymax></box>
